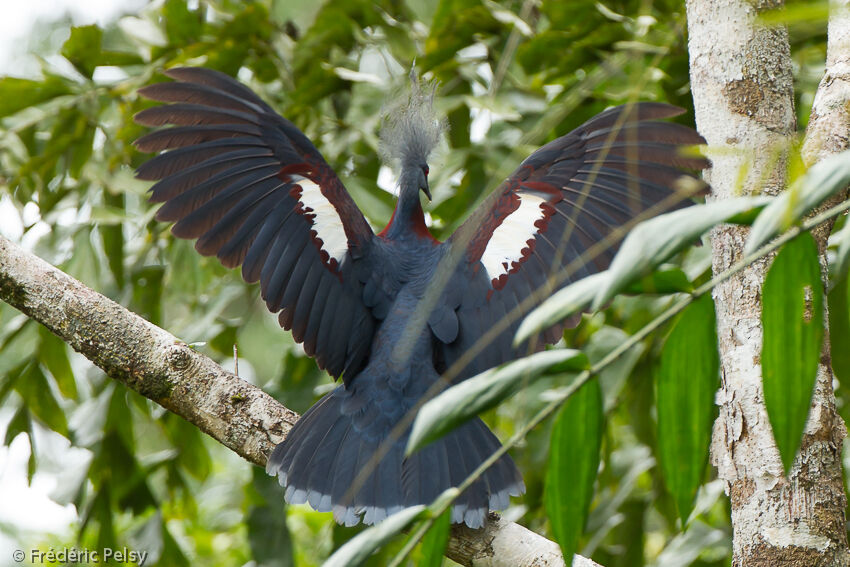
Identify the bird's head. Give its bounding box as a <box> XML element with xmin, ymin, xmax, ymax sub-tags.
<box><xmin>379</xmin><ymin>69</ymin><xmax>445</xmax><ymax>204</ymax></box>
<box><xmin>416</xmin><ymin>163</ymin><xmax>431</xmax><ymax>200</ymax></box>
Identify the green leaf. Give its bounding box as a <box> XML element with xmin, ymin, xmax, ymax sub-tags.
<box><xmin>39</xmin><ymin>325</ymin><xmax>77</xmax><ymax>399</ymax></box>
<box><xmin>160</xmin><ymin>522</ymin><xmax>190</xmax><ymax>567</ymax></box>
<box><xmin>131</xmin><ymin>265</ymin><xmax>165</xmax><ymax>326</ymax></box>
<box><xmin>107</xmin><ymin>387</ymin><xmax>136</xmax><ymax>451</ymax></box>
<box><xmin>324</xmin><ymin>506</ymin><xmax>426</xmax><ymax>567</ymax></box>
<box><xmin>746</xmin><ymin>150</ymin><xmax>850</xmax><ymax>253</ymax></box>
<box><xmin>515</xmin><ymin>273</ymin><xmax>607</xmax><ymax>345</ymax></box>
<box><xmin>656</xmin><ymin>295</ymin><xmax>719</xmax><ymax>525</ymax></box>
<box><xmin>833</xmin><ymin>217</ymin><xmax>850</xmax><ymax>283</ymax></box>
<box><xmin>762</xmin><ymin>232</ymin><xmax>824</xmax><ymax>473</ymax></box>
<box><xmin>407</xmin><ymin>350</ymin><xmax>589</xmax><ymax>455</ymax></box>
<box><xmin>62</xmin><ymin>25</ymin><xmax>103</xmax><ymax>78</ymax></box>
<box><xmin>624</xmin><ymin>268</ymin><xmax>693</xmax><ymax>295</ymax></box>
<box><xmin>0</xmin><ymin>76</ymin><xmax>72</xmax><ymax>118</ymax></box>
<box><xmin>4</xmin><ymin>405</ymin><xmax>31</xmax><ymax>446</ymax></box>
<box><xmin>100</xmin><ymin>191</ymin><xmax>125</xmax><ymax>288</ymax></box>
<box><xmin>164</xmin><ymin>0</ymin><xmax>204</xmax><ymax>46</ymax></box>
<box><xmin>0</xmin><ymin>361</ymin><xmax>28</xmax><ymax>408</ymax></box>
<box><xmin>97</xmin><ymin>51</ymin><xmax>145</xmax><ymax>68</ymax></box>
<box><xmin>545</xmin><ymin>379</ymin><xmax>603</xmax><ymax>563</ymax></box>
<box><xmin>592</xmin><ymin>197</ymin><xmax>771</xmax><ymax>309</ymax></box>
<box><xmin>82</xmin><ymin>483</ymin><xmax>117</xmax><ymax>551</ymax></box>
<box><xmin>14</xmin><ymin>363</ymin><xmax>68</xmax><ymax>436</ymax></box>
<box><xmin>828</xmin><ymin>275</ymin><xmax>850</xmax><ymax>393</ymax></box>
<box><xmin>209</xmin><ymin>325</ymin><xmax>238</xmax><ymax>356</ymax></box>
<box><xmin>419</xmin><ymin>508</ymin><xmax>451</xmax><ymax>567</ymax></box>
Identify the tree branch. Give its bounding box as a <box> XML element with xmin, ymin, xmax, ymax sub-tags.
<box><xmin>0</xmin><ymin>234</ymin><xmax>597</xmax><ymax>567</ymax></box>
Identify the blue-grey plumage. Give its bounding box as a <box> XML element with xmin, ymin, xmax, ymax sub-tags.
<box><xmin>135</xmin><ymin>67</ymin><xmax>709</xmax><ymax>529</ymax></box>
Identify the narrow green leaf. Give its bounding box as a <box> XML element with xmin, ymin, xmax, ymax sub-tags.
<box><xmin>4</xmin><ymin>406</ymin><xmax>30</xmax><ymax>446</ymax></box>
<box><xmin>624</xmin><ymin>268</ymin><xmax>693</xmax><ymax>295</ymax></box>
<box><xmin>0</xmin><ymin>76</ymin><xmax>72</xmax><ymax>118</ymax></box>
<box><xmin>747</xmin><ymin>150</ymin><xmax>850</xmax><ymax>253</ymax></box>
<box><xmin>592</xmin><ymin>197</ymin><xmax>771</xmax><ymax>309</ymax></box>
<box><xmin>828</xmin><ymin>275</ymin><xmax>850</xmax><ymax>390</ymax></box>
<box><xmin>324</xmin><ymin>506</ymin><xmax>426</xmax><ymax>567</ymax></box>
<box><xmin>831</xmin><ymin>216</ymin><xmax>850</xmax><ymax>283</ymax></box>
<box><xmin>407</xmin><ymin>350</ymin><xmax>589</xmax><ymax>455</ymax></box>
<box><xmin>39</xmin><ymin>325</ymin><xmax>77</xmax><ymax>399</ymax></box>
<box><xmin>90</xmin><ymin>484</ymin><xmax>117</xmax><ymax>551</ymax></box>
<box><xmin>161</xmin><ymin>522</ymin><xmax>190</xmax><ymax>567</ymax></box>
<box><xmin>100</xmin><ymin>192</ymin><xmax>126</xmax><ymax>288</ymax></box>
<box><xmin>762</xmin><ymin>232</ymin><xmax>824</xmax><ymax>473</ymax></box>
<box><xmin>97</xmin><ymin>51</ymin><xmax>145</xmax><ymax>68</ymax></box>
<box><xmin>107</xmin><ymin>387</ymin><xmax>136</xmax><ymax>450</ymax></box>
<box><xmin>545</xmin><ymin>379</ymin><xmax>603</xmax><ymax>563</ymax></box>
<box><xmin>515</xmin><ymin>272</ymin><xmax>606</xmax><ymax>345</ymax></box>
<box><xmin>14</xmin><ymin>363</ymin><xmax>68</xmax><ymax>436</ymax></box>
<box><xmin>419</xmin><ymin>508</ymin><xmax>451</xmax><ymax>567</ymax></box>
<box><xmin>656</xmin><ymin>295</ymin><xmax>719</xmax><ymax>525</ymax></box>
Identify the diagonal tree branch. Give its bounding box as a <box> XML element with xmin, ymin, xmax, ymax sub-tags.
<box><xmin>0</xmin><ymin>234</ymin><xmax>600</xmax><ymax>567</ymax></box>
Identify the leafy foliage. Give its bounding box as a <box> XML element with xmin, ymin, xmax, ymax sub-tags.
<box><xmin>656</xmin><ymin>295</ymin><xmax>719</xmax><ymax>525</ymax></box>
<box><xmin>545</xmin><ymin>379</ymin><xmax>604</xmax><ymax>563</ymax></box>
<box><xmin>762</xmin><ymin>232</ymin><xmax>824</xmax><ymax>473</ymax></box>
<box><xmin>0</xmin><ymin>1</ymin><xmax>841</xmax><ymax>566</ymax></box>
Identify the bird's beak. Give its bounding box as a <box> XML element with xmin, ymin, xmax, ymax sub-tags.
<box><xmin>422</xmin><ymin>181</ymin><xmax>432</xmax><ymax>201</ymax></box>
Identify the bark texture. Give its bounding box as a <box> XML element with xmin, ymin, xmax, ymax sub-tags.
<box><xmin>803</xmin><ymin>0</ymin><xmax>850</xmax><ymax>166</ymax></box>
<box><xmin>687</xmin><ymin>0</ymin><xmax>850</xmax><ymax>565</ymax></box>
<box><xmin>0</xmin><ymin>234</ymin><xmax>595</xmax><ymax>567</ymax></box>
<box><xmin>447</xmin><ymin>514</ymin><xmax>599</xmax><ymax>567</ymax></box>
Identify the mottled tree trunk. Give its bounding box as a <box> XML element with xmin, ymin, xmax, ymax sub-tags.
<box><xmin>687</xmin><ymin>0</ymin><xmax>850</xmax><ymax>565</ymax></box>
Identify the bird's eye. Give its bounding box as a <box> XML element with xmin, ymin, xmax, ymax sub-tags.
<box><xmin>422</xmin><ymin>165</ymin><xmax>429</xmax><ymax>176</ymax></box>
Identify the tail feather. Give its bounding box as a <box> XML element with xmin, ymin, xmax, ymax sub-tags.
<box><xmin>268</xmin><ymin>392</ymin><xmax>332</xmax><ymax>481</ymax></box>
<box><xmin>465</xmin><ymin>417</ymin><xmax>524</xmax><ymax>511</ymax></box>
<box><xmin>267</xmin><ymin>386</ymin><xmax>525</xmax><ymax>528</ymax></box>
<box><xmin>450</xmin><ymin>420</ymin><xmax>515</xmax><ymax>528</ymax></box>
<box><xmin>351</xmin><ymin>437</ymin><xmax>375</xmax><ymax>509</ymax></box>
<box><xmin>281</xmin><ymin>415</ymin><xmax>335</xmax><ymax>496</ymax></box>
<box><xmin>445</xmin><ymin>433</ymin><xmax>474</xmax><ymax>524</ymax></box>
<box><xmin>330</xmin><ymin>430</ymin><xmax>361</xmax><ymax>525</ymax></box>
<box><xmin>376</xmin><ymin>444</ymin><xmax>403</xmax><ymax>522</ymax></box>
<box><xmin>323</xmin><ymin>424</ymin><xmax>354</xmax><ymax>512</ymax></box>
<box><xmin>304</xmin><ymin>416</ymin><xmax>350</xmax><ymax>512</ymax></box>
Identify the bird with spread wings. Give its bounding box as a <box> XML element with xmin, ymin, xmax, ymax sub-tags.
<box><xmin>134</xmin><ymin>67</ymin><xmax>707</xmax><ymax>528</ymax></box>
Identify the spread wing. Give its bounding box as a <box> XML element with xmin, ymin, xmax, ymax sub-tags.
<box><xmin>134</xmin><ymin>67</ymin><xmax>376</xmax><ymax>382</ymax></box>
<box><xmin>435</xmin><ymin>103</ymin><xmax>709</xmax><ymax>380</ymax></box>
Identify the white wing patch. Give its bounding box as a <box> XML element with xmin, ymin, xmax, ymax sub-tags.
<box><xmin>481</xmin><ymin>192</ymin><xmax>547</xmax><ymax>281</ymax></box>
<box><xmin>296</xmin><ymin>178</ymin><xmax>349</xmax><ymax>263</ymax></box>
